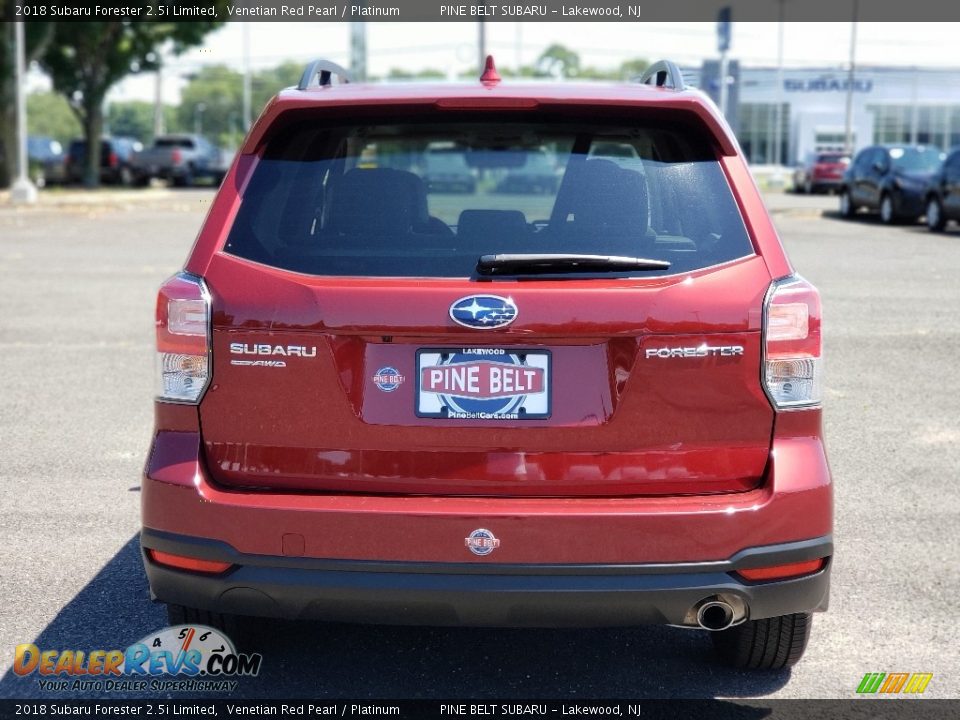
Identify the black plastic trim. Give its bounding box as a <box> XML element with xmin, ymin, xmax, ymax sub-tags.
<box><xmin>141</xmin><ymin>530</ymin><xmax>831</xmax><ymax>627</ymax></box>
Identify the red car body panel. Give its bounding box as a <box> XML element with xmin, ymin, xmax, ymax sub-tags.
<box><xmin>144</xmin><ymin>408</ymin><xmax>829</xmax><ymax>564</ymax></box>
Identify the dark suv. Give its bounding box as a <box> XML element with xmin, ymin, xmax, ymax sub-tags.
<box><xmin>66</xmin><ymin>136</ymin><xmax>143</xmax><ymax>186</ymax></box>
<box><xmin>839</xmin><ymin>144</ymin><xmax>944</xmax><ymax>223</ymax></box>
<box><xmin>141</xmin><ymin>58</ymin><xmax>832</xmax><ymax>670</ymax></box>
<box><xmin>924</xmin><ymin>147</ymin><xmax>960</xmax><ymax>231</ymax></box>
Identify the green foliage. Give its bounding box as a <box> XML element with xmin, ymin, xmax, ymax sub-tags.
<box><xmin>27</xmin><ymin>92</ymin><xmax>81</xmax><ymax>146</ymax></box>
<box><xmin>176</xmin><ymin>61</ymin><xmax>311</xmax><ymax>148</ymax></box>
<box><xmin>177</xmin><ymin>64</ymin><xmax>243</xmax><ymax>148</ymax></box>
<box><xmin>536</xmin><ymin>44</ymin><xmax>581</xmax><ymax>78</ymax></box>
<box><xmin>38</xmin><ymin>11</ymin><xmax>226</xmax><ymax>186</ymax></box>
<box><xmin>385</xmin><ymin>67</ymin><xmax>446</xmax><ymax>81</ymax></box>
<box><xmin>107</xmin><ymin>100</ymin><xmax>178</xmax><ymax>145</ymax></box>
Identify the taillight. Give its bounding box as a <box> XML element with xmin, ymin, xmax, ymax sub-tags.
<box><xmin>155</xmin><ymin>272</ymin><xmax>211</xmax><ymax>403</ymax></box>
<box><xmin>762</xmin><ymin>275</ymin><xmax>822</xmax><ymax>409</ymax></box>
<box><xmin>171</xmin><ymin>148</ymin><xmax>182</xmax><ymax>164</ymax></box>
<box><xmin>108</xmin><ymin>152</ymin><xmax>118</xmax><ymax>167</ymax></box>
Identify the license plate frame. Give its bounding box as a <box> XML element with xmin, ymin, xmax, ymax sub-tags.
<box><xmin>415</xmin><ymin>347</ymin><xmax>552</xmax><ymax>420</ymax></box>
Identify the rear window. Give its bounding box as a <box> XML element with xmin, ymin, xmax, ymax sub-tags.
<box><xmin>816</xmin><ymin>153</ymin><xmax>849</xmax><ymax>164</ymax></box>
<box><xmin>889</xmin><ymin>147</ymin><xmax>944</xmax><ymax>173</ymax></box>
<box><xmin>156</xmin><ymin>138</ymin><xmax>195</xmax><ymax>149</ymax></box>
<box><xmin>224</xmin><ymin>115</ymin><xmax>754</xmax><ymax>278</ymax></box>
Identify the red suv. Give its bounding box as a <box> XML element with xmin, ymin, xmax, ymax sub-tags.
<box><xmin>142</xmin><ymin>59</ymin><xmax>832</xmax><ymax>670</ymax></box>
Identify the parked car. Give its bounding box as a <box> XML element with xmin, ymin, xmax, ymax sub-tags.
<box><xmin>65</xmin><ymin>137</ymin><xmax>142</xmax><ymax>186</ymax></box>
<box><xmin>27</xmin><ymin>136</ymin><xmax>67</xmax><ymax>187</ymax></box>
<box><xmin>923</xmin><ymin>147</ymin><xmax>960</xmax><ymax>231</ymax></box>
<box><xmin>131</xmin><ymin>134</ymin><xmax>227</xmax><ymax>187</ymax></box>
<box><xmin>141</xmin><ymin>58</ymin><xmax>831</xmax><ymax>670</ymax></box>
<box><xmin>423</xmin><ymin>144</ymin><xmax>476</xmax><ymax>193</ymax></box>
<box><xmin>588</xmin><ymin>141</ymin><xmax>646</xmax><ymax>174</ymax></box>
<box><xmin>793</xmin><ymin>151</ymin><xmax>850</xmax><ymax>194</ymax></box>
<box><xmin>839</xmin><ymin>144</ymin><xmax>945</xmax><ymax>223</ymax></box>
<box><xmin>496</xmin><ymin>147</ymin><xmax>559</xmax><ymax>194</ymax></box>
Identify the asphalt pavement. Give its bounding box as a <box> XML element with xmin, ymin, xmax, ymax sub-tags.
<box><xmin>0</xmin><ymin>190</ymin><xmax>957</xmax><ymax>699</ymax></box>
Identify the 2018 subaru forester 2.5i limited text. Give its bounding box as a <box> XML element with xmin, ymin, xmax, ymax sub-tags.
<box><xmin>141</xmin><ymin>59</ymin><xmax>832</xmax><ymax>670</ymax></box>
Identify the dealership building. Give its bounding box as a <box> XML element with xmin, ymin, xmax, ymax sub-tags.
<box><xmin>688</xmin><ymin>64</ymin><xmax>960</xmax><ymax>165</ymax></box>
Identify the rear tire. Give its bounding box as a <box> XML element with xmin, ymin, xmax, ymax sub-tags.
<box><xmin>927</xmin><ymin>197</ymin><xmax>946</xmax><ymax>232</ymax></box>
<box><xmin>839</xmin><ymin>189</ymin><xmax>856</xmax><ymax>218</ymax></box>
<box><xmin>880</xmin><ymin>193</ymin><xmax>897</xmax><ymax>224</ymax></box>
<box><xmin>711</xmin><ymin>612</ymin><xmax>813</xmax><ymax>670</ymax></box>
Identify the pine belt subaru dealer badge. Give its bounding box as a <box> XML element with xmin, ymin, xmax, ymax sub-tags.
<box><xmin>465</xmin><ymin>528</ymin><xmax>500</xmax><ymax>556</ymax></box>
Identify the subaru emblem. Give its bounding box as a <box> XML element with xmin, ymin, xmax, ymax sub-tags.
<box><xmin>449</xmin><ymin>295</ymin><xmax>518</xmax><ymax>329</ymax></box>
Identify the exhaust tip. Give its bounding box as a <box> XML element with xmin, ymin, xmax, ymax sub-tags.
<box><xmin>696</xmin><ymin>600</ymin><xmax>736</xmax><ymax>631</ymax></box>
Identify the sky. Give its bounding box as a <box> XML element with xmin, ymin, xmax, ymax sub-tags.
<box><xmin>27</xmin><ymin>21</ymin><xmax>960</xmax><ymax>104</ymax></box>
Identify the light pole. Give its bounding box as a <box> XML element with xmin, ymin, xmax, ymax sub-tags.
<box><xmin>773</xmin><ymin>1</ymin><xmax>785</xmax><ymax>176</ymax></box>
<box><xmin>844</xmin><ymin>0</ymin><xmax>859</xmax><ymax>155</ymax></box>
<box><xmin>478</xmin><ymin>6</ymin><xmax>487</xmax><ymax>75</ymax></box>
<box><xmin>153</xmin><ymin>56</ymin><xmax>165</xmax><ymax>138</ymax></box>
<box><xmin>194</xmin><ymin>103</ymin><xmax>206</xmax><ymax>136</ymax></box>
<box><xmin>350</xmin><ymin>10</ymin><xmax>367</xmax><ymax>81</ymax></box>
<box><xmin>242</xmin><ymin>23</ymin><xmax>252</xmax><ymax>131</ymax></box>
<box><xmin>11</xmin><ymin>21</ymin><xmax>38</xmax><ymax>204</ymax></box>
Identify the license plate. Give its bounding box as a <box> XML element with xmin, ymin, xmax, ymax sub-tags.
<box><xmin>416</xmin><ymin>348</ymin><xmax>551</xmax><ymax>420</ymax></box>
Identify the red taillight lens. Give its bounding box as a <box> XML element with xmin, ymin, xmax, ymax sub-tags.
<box><xmin>108</xmin><ymin>152</ymin><xmax>118</xmax><ymax>167</ymax></box>
<box><xmin>148</xmin><ymin>549</ymin><xmax>232</xmax><ymax>575</ymax></box>
<box><xmin>156</xmin><ymin>272</ymin><xmax>210</xmax><ymax>403</ymax></box>
<box><xmin>763</xmin><ymin>275</ymin><xmax>822</xmax><ymax>409</ymax></box>
<box><xmin>737</xmin><ymin>558</ymin><xmax>825</xmax><ymax>582</ymax></box>
<box><xmin>171</xmin><ymin>148</ymin><xmax>182</xmax><ymax>164</ymax></box>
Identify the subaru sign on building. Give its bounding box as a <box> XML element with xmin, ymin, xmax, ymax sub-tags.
<box><xmin>691</xmin><ymin>64</ymin><xmax>960</xmax><ymax>165</ymax></box>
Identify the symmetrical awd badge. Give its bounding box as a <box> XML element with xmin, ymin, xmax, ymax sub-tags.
<box><xmin>449</xmin><ymin>295</ymin><xmax>518</xmax><ymax>329</ymax></box>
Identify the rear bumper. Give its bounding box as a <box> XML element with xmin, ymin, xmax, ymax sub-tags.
<box><xmin>141</xmin><ymin>409</ymin><xmax>833</xmax><ymax>626</ymax></box>
<box><xmin>810</xmin><ymin>177</ymin><xmax>842</xmax><ymax>190</ymax></box>
<box><xmin>142</xmin><ymin>529</ymin><xmax>831</xmax><ymax>627</ymax></box>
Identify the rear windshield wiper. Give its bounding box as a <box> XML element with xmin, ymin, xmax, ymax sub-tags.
<box><xmin>476</xmin><ymin>253</ymin><xmax>670</xmax><ymax>276</ymax></box>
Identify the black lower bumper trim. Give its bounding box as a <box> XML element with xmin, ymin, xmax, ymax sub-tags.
<box><xmin>141</xmin><ymin>529</ymin><xmax>832</xmax><ymax>628</ymax></box>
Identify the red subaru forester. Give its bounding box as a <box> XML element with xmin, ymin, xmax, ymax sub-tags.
<box><xmin>142</xmin><ymin>59</ymin><xmax>832</xmax><ymax>669</ymax></box>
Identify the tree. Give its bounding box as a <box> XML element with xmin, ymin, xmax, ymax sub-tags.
<box><xmin>618</xmin><ymin>58</ymin><xmax>650</xmax><ymax>81</ymax></box>
<box><xmin>0</xmin><ymin>22</ymin><xmax>56</xmax><ymax>188</ymax></box>
<box><xmin>535</xmin><ymin>44</ymin><xmax>581</xmax><ymax>79</ymax></box>
<box><xmin>178</xmin><ymin>64</ymin><xmax>242</xmax><ymax>148</ymax></box>
<box><xmin>27</xmin><ymin>92</ymin><xmax>81</xmax><ymax>146</ymax></box>
<box><xmin>39</xmin><ymin>15</ymin><xmax>225</xmax><ymax>187</ymax></box>
<box><xmin>177</xmin><ymin>61</ymin><xmax>307</xmax><ymax>149</ymax></box>
<box><xmin>385</xmin><ymin>67</ymin><xmax>446</xmax><ymax>81</ymax></box>
<box><xmin>108</xmin><ymin>100</ymin><xmax>177</xmax><ymax>145</ymax></box>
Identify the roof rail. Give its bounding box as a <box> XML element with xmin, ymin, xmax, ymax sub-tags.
<box><xmin>639</xmin><ymin>60</ymin><xmax>686</xmax><ymax>90</ymax></box>
<box><xmin>297</xmin><ymin>59</ymin><xmax>352</xmax><ymax>90</ymax></box>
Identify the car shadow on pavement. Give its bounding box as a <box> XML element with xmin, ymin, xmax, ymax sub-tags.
<box><xmin>1</xmin><ymin>535</ymin><xmax>790</xmax><ymax>702</ymax></box>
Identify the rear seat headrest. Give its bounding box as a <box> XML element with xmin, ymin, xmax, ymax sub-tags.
<box><xmin>329</xmin><ymin>168</ymin><xmax>429</xmax><ymax>235</ymax></box>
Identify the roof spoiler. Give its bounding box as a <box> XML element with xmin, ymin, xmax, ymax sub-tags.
<box><xmin>297</xmin><ymin>59</ymin><xmax>352</xmax><ymax>90</ymax></box>
<box><xmin>639</xmin><ymin>60</ymin><xmax>686</xmax><ymax>90</ymax></box>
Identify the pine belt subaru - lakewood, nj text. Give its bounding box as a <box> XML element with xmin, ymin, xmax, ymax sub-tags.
<box><xmin>141</xmin><ymin>58</ymin><xmax>833</xmax><ymax>670</ymax></box>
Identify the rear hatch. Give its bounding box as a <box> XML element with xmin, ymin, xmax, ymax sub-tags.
<box><xmin>198</xmin><ymin>109</ymin><xmax>774</xmax><ymax>497</ymax></box>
